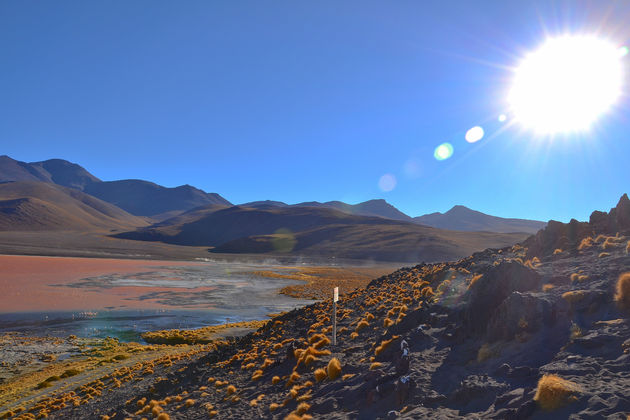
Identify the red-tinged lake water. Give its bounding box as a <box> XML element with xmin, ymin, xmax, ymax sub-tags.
<box><xmin>0</xmin><ymin>255</ymin><xmax>314</xmax><ymax>341</ymax></box>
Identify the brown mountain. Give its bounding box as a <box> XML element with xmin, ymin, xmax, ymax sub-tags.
<box><xmin>241</xmin><ymin>199</ymin><xmax>413</xmax><ymax>222</ymax></box>
<box><xmin>0</xmin><ymin>181</ymin><xmax>148</xmax><ymax>231</ymax></box>
<box><xmin>115</xmin><ymin>205</ymin><xmax>528</xmax><ymax>262</ymax></box>
<box><xmin>0</xmin><ymin>155</ymin><xmax>231</xmax><ymax>218</ymax></box>
<box><xmin>414</xmin><ymin>205</ymin><xmax>546</xmax><ymax>234</ymax></box>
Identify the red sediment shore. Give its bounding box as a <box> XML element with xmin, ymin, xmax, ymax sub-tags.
<box><xmin>0</xmin><ymin>255</ymin><xmax>205</xmax><ymax>312</ymax></box>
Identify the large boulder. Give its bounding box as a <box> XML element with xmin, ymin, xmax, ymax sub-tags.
<box><xmin>486</xmin><ymin>292</ymin><xmax>568</xmax><ymax>342</ymax></box>
<box><xmin>462</xmin><ymin>262</ymin><xmax>541</xmax><ymax>336</ymax></box>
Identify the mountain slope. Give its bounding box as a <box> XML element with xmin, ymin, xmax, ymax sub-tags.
<box><xmin>0</xmin><ymin>181</ymin><xmax>149</xmax><ymax>231</ymax></box>
<box><xmin>0</xmin><ymin>156</ymin><xmax>231</xmax><ymax>217</ymax></box>
<box><xmin>84</xmin><ymin>180</ymin><xmax>230</xmax><ymax>218</ymax></box>
<box><xmin>240</xmin><ymin>199</ymin><xmax>412</xmax><ymax>221</ymax></box>
<box><xmin>116</xmin><ymin>205</ymin><xmax>528</xmax><ymax>262</ymax></box>
<box><xmin>414</xmin><ymin>205</ymin><xmax>546</xmax><ymax>233</ymax></box>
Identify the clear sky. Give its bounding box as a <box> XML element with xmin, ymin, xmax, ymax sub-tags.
<box><xmin>1</xmin><ymin>1</ymin><xmax>629</xmax><ymax>222</ymax></box>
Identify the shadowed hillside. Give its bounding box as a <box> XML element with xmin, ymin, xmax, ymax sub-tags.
<box><xmin>115</xmin><ymin>205</ymin><xmax>528</xmax><ymax>262</ymax></box>
<box><xmin>243</xmin><ymin>199</ymin><xmax>413</xmax><ymax>222</ymax></box>
<box><xmin>414</xmin><ymin>204</ymin><xmax>546</xmax><ymax>234</ymax></box>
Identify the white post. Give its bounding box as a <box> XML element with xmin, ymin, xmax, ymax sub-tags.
<box><xmin>333</xmin><ymin>287</ymin><xmax>338</xmax><ymax>346</ymax></box>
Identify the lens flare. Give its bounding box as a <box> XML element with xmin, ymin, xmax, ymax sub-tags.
<box><xmin>378</xmin><ymin>173</ymin><xmax>397</xmax><ymax>192</ymax></box>
<box><xmin>403</xmin><ymin>158</ymin><xmax>422</xmax><ymax>178</ymax></box>
<box><xmin>434</xmin><ymin>143</ymin><xmax>454</xmax><ymax>160</ymax></box>
<box><xmin>619</xmin><ymin>46</ymin><xmax>629</xmax><ymax>57</ymax></box>
<box><xmin>508</xmin><ymin>35</ymin><xmax>623</xmax><ymax>133</ymax></box>
<box><xmin>465</xmin><ymin>126</ymin><xmax>484</xmax><ymax>143</ymax></box>
<box><xmin>498</xmin><ymin>114</ymin><xmax>507</xmax><ymax>122</ymax></box>
<box><xmin>272</xmin><ymin>228</ymin><xmax>296</xmax><ymax>253</ymax></box>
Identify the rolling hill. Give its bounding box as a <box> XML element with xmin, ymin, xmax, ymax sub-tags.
<box><xmin>115</xmin><ymin>205</ymin><xmax>528</xmax><ymax>262</ymax></box>
<box><xmin>414</xmin><ymin>204</ymin><xmax>546</xmax><ymax>233</ymax></box>
<box><xmin>0</xmin><ymin>181</ymin><xmax>149</xmax><ymax>231</ymax></box>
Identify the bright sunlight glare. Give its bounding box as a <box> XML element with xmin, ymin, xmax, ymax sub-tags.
<box><xmin>508</xmin><ymin>35</ymin><xmax>624</xmax><ymax>134</ymax></box>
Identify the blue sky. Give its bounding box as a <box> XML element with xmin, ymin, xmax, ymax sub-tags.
<box><xmin>1</xmin><ymin>1</ymin><xmax>629</xmax><ymax>222</ymax></box>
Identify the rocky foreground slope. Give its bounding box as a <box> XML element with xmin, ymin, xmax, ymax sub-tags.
<box><xmin>4</xmin><ymin>195</ymin><xmax>630</xmax><ymax>419</ymax></box>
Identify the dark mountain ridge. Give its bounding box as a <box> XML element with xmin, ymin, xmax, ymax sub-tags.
<box><xmin>0</xmin><ymin>155</ymin><xmax>231</xmax><ymax>217</ymax></box>
<box><xmin>414</xmin><ymin>204</ymin><xmax>546</xmax><ymax>234</ymax></box>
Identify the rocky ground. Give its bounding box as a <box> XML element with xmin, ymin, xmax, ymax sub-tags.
<box><xmin>2</xmin><ymin>195</ymin><xmax>630</xmax><ymax>419</ymax></box>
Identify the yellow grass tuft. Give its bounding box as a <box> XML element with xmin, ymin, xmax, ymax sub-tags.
<box><xmin>553</xmin><ymin>248</ymin><xmax>563</xmax><ymax>255</ymax></box>
<box><xmin>295</xmin><ymin>402</ymin><xmax>311</xmax><ymax>415</ymax></box>
<box><xmin>614</xmin><ymin>272</ymin><xmax>630</xmax><ymax>312</ymax></box>
<box><xmin>562</xmin><ymin>290</ymin><xmax>587</xmax><ymax>305</ymax></box>
<box><xmin>269</xmin><ymin>402</ymin><xmax>280</xmax><ymax>412</ymax></box>
<box><xmin>374</xmin><ymin>336</ymin><xmax>399</xmax><ymax>357</ymax></box>
<box><xmin>599</xmin><ymin>252</ymin><xmax>610</xmax><ymax>258</ymax></box>
<box><xmin>157</xmin><ymin>413</ymin><xmax>170</xmax><ymax>420</ymax></box>
<box><xmin>272</xmin><ymin>376</ymin><xmax>281</xmax><ymax>385</ymax></box>
<box><xmin>355</xmin><ymin>320</ymin><xmax>369</xmax><ymax>332</ymax></box>
<box><xmin>314</xmin><ymin>368</ymin><xmax>327</xmax><ymax>382</ymax></box>
<box><xmin>468</xmin><ymin>274</ymin><xmax>483</xmax><ymax>288</ymax></box>
<box><xmin>184</xmin><ymin>399</ymin><xmax>195</xmax><ymax>407</ymax></box>
<box><xmin>542</xmin><ymin>284</ymin><xmax>555</xmax><ymax>292</ymax></box>
<box><xmin>327</xmin><ymin>357</ymin><xmax>342</xmax><ymax>380</ymax></box>
<box><xmin>534</xmin><ymin>374</ymin><xmax>581</xmax><ymax>410</ymax></box>
<box><xmin>626</xmin><ymin>240</ymin><xmax>630</xmax><ymax>254</ymax></box>
<box><xmin>578</xmin><ymin>236</ymin><xmax>594</xmax><ymax>250</ymax></box>
<box><xmin>370</xmin><ymin>362</ymin><xmax>383</xmax><ymax>370</ymax></box>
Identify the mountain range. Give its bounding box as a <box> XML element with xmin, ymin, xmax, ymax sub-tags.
<box><xmin>0</xmin><ymin>155</ymin><xmax>547</xmax><ymax>261</ymax></box>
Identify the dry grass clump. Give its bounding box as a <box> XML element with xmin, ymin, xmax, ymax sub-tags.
<box><xmin>468</xmin><ymin>274</ymin><xmax>483</xmax><ymax>289</ymax></box>
<box><xmin>553</xmin><ymin>248</ymin><xmax>563</xmax><ymax>255</ymax></box>
<box><xmin>601</xmin><ymin>235</ymin><xmax>624</xmax><ymax>250</ymax></box>
<box><xmin>251</xmin><ymin>370</ymin><xmax>264</xmax><ymax>381</ymax></box>
<box><xmin>327</xmin><ymin>358</ymin><xmax>342</xmax><ymax>380</ymax></box>
<box><xmin>578</xmin><ymin>236</ymin><xmax>594</xmax><ymax>250</ymax></box>
<box><xmin>599</xmin><ymin>252</ymin><xmax>610</xmax><ymax>258</ymax></box>
<box><xmin>369</xmin><ymin>362</ymin><xmax>383</xmax><ymax>370</ymax></box>
<box><xmin>355</xmin><ymin>320</ymin><xmax>369</xmax><ymax>332</ymax></box>
<box><xmin>157</xmin><ymin>413</ymin><xmax>170</xmax><ymax>420</ymax></box>
<box><xmin>614</xmin><ymin>272</ymin><xmax>630</xmax><ymax>312</ymax></box>
<box><xmin>534</xmin><ymin>374</ymin><xmax>581</xmax><ymax>410</ymax></box>
<box><xmin>313</xmin><ymin>368</ymin><xmax>327</xmax><ymax>382</ymax></box>
<box><xmin>374</xmin><ymin>336</ymin><xmax>398</xmax><ymax>357</ymax></box>
<box><xmin>542</xmin><ymin>284</ymin><xmax>555</xmax><ymax>292</ymax></box>
<box><xmin>626</xmin><ymin>240</ymin><xmax>630</xmax><ymax>254</ymax></box>
<box><xmin>226</xmin><ymin>385</ymin><xmax>237</xmax><ymax>395</ymax></box>
<box><xmin>570</xmin><ymin>273</ymin><xmax>589</xmax><ymax>283</ymax></box>
<box><xmin>562</xmin><ymin>290</ymin><xmax>587</xmax><ymax>305</ymax></box>
<box><xmin>476</xmin><ymin>343</ymin><xmax>500</xmax><ymax>363</ymax></box>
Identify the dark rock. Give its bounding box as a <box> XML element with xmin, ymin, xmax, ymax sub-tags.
<box><xmin>462</xmin><ymin>262</ymin><xmax>541</xmax><ymax>336</ymax></box>
<box><xmin>486</xmin><ymin>292</ymin><xmax>563</xmax><ymax>342</ymax></box>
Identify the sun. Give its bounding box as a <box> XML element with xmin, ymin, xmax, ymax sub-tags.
<box><xmin>508</xmin><ymin>35</ymin><xmax>624</xmax><ymax>134</ymax></box>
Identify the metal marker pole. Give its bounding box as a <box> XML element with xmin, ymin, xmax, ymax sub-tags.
<box><xmin>333</xmin><ymin>287</ymin><xmax>338</xmax><ymax>346</ymax></box>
